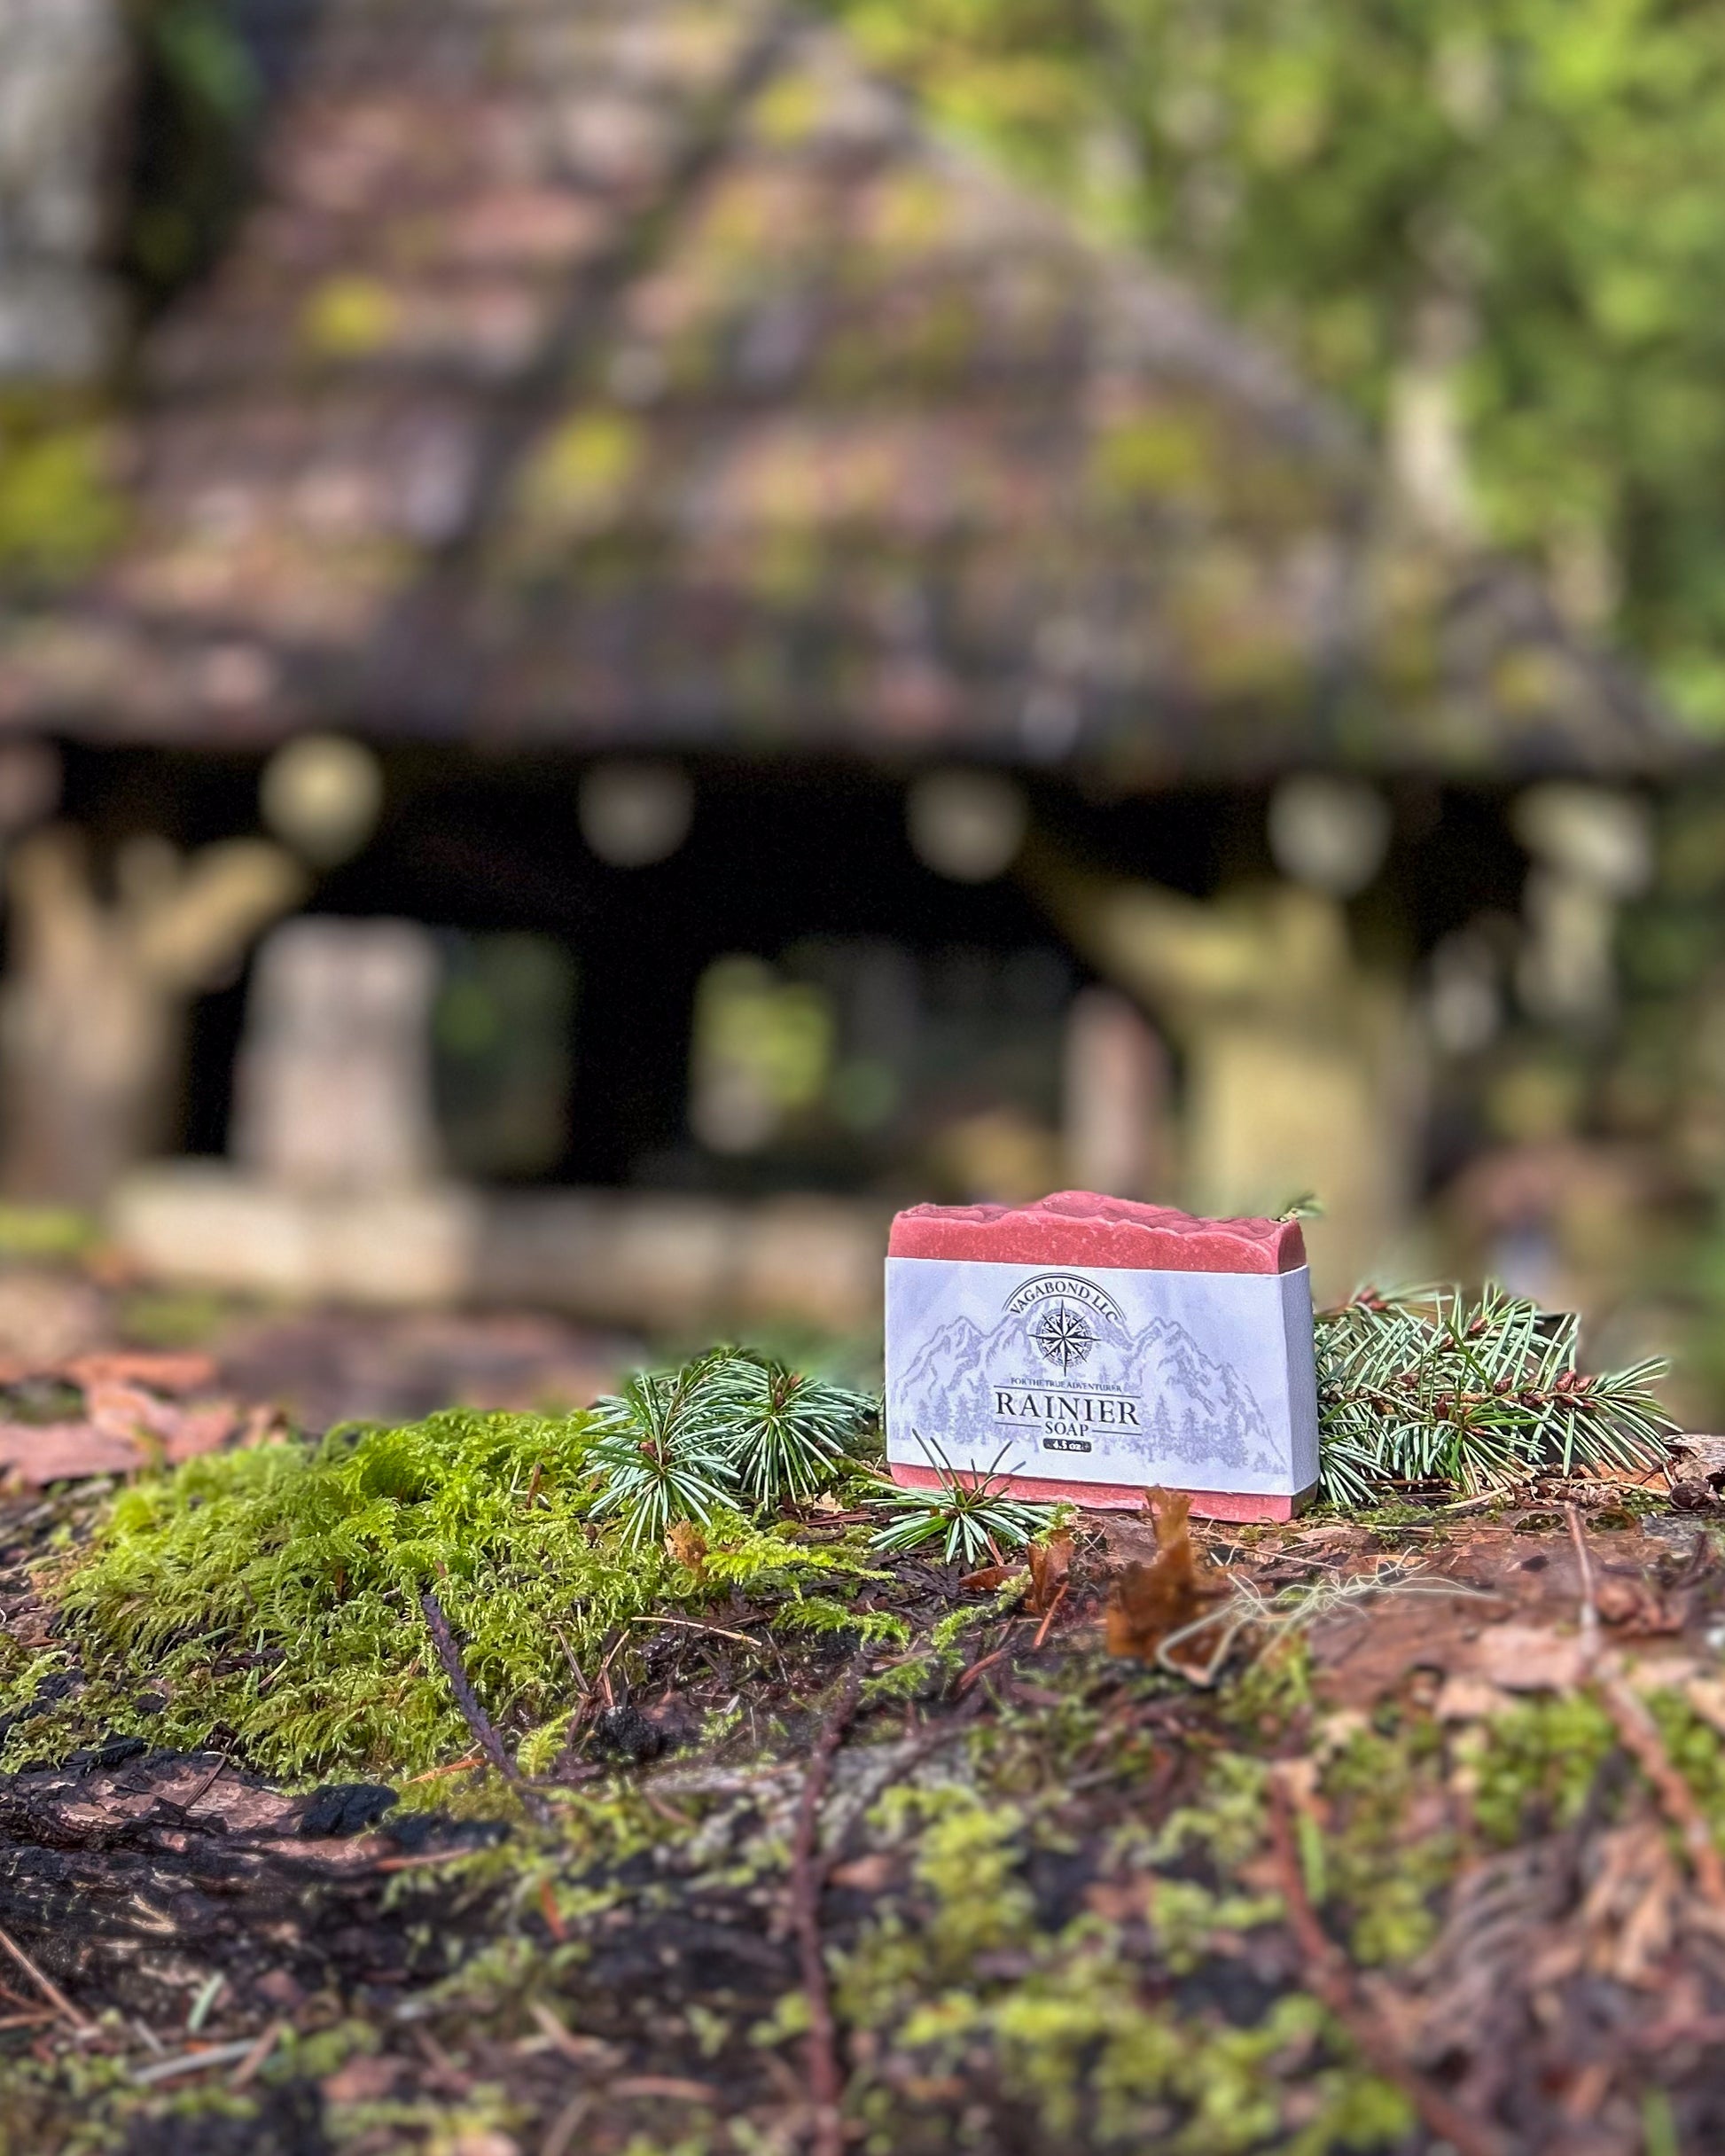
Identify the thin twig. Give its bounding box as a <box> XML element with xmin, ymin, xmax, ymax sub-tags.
<box><xmin>593</xmin><ymin>1627</ymin><xmax>628</xmax><ymax>1708</ymax></box>
<box><xmin>1565</xmin><ymin>1507</ymin><xmax>1725</xmax><ymax>1904</ymax></box>
<box><xmin>538</xmin><ymin>1877</ymin><xmax>568</xmax><ymax>1942</ymax></box>
<box><xmin>229</xmin><ymin>2018</ymin><xmax>285</xmax><ymax>2089</ymax></box>
<box><xmin>175</xmin><ymin>1754</ymin><xmax>229</xmax><ymax>1816</ymax></box>
<box><xmin>1565</xmin><ymin>1503</ymin><xmax>1601</xmax><ymax>1666</ymax></box>
<box><xmin>130</xmin><ymin>2035</ymin><xmax>263</xmax><ymax>2086</ymax></box>
<box><xmin>1031</xmin><ymin>1581</ymin><xmax>1070</xmax><ymax>1650</ymax></box>
<box><xmin>402</xmin><ymin>1754</ymin><xmax>483</xmax><ymax>1785</ymax></box>
<box><xmin>551</xmin><ymin>1624</ymin><xmax>589</xmax><ymax>1695</ymax></box>
<box><xmin>1440</xmin><ymin>1485</ymin><xmax>1533</xmax><ymax>1517</ymax></box>
<box><xmin>629</xmin><ymin>1613</ymin><xmax>763</xmax><ymax>1647</ymax></box>
<box><xmin>528</xmin><ymin>1999</ymin><xmax>615</xmax><ymax>2066</ymax></box>
<box><xmin>790</xmin><ymin>1655</ymin><xmax>869</xmax><ymax>2156</ymax></box>
<box><xmin>0</xmin><ymin>1920</ymin><xmax>96</xmax><ymax>2037</ymax></box>
<box><xmin>371</xmin><ymin>1846</ymin><xmax>489</xmax><ymax>1875</ymax></box>
<box><xmin>1267</xmin><ymin>1777</ymin><xmax>1505</xmax><ymax>2156</ymax></box>
<box><xmin>1596</xmin><ymin>1672</ymin><xmax>1725</xmax><ymax>1909</ymax></box>
<box><xmin>955</xmin><ymin>1632</ymin><xmax>1021</xmax><ymax>1697</ymax></box>
<box><xmin>419</xmin><ymin>1589</ymin><xmax>550</xmax><ymax>1824</ymax></box>
<box><xmin>539</xmin><ymin>2091</ymin><xmax>593</xmax><ymax>2156</ymax></box>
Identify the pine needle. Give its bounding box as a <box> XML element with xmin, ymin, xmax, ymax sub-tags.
<box><xmin>1315</xmin><ymin>1284</ymin><xmax>1674</xmax><ymax>1504</ymax></box>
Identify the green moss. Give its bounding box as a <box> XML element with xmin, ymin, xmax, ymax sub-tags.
<box><xmin>1645</xmin><ymin>1693</ymin><xmax>1725</xmax><ymax>1833</ymax></box>
<box><xmin>821</xmin><ymin>1724</ymin><xmax>1418</xmax><ymax>2150</ymax></box>
<box><xmin>773</xmin><ymin>1592</ymin><xmax>910</xmax><ymax>1650</ymax></box>
<box><xmin>1468</xmin><ymin>1694</ymin><xmax>1619</xmax><ymax>1846</ymax></box>
<box><xmin>299</xmin><ymin>273</ymin><xmax>401</xmax><ymax>357</ymax></box>
<box><xmin>521</xmin><ymin>410</ymin><xmax>647</xmax><ymax>532</ymax></box>
<box><xmin>1091</xmin><ymin>406</ymin><xmax>1219</xmax><ymax>507</ymax></box>
<box><xmin>750</xmin><ymin>69</ymin><xmax>838</xmax><ymax>148</ymax></box>
<box><xmin>1154</xmin><ymin>1750</ymin><xmax>1271</xmax><ymax>1871</ymax></box>
<box><xmin>0</xmin><ymin>1205</ymin><xmax>98</xmax><ymax>1260</ymax></box>
<box><xmin>2</xmin><ymin>1408</ymin><xmax>861</xmax><ymax>1783</ymax></box>
<box><xmin>0</xmin><ymin>416</ymin><xmax>126</xmax><ymax>586</ymax></box>
<box><xmin>115</xmin><ymin>1286</ymin><xmax>230</xmax><ymax>1349</ymax></box>
<box><xmin>1318</xmin><ymin>1725</ymin><xmax>1455</xmax><ymax>1965</ymax></box>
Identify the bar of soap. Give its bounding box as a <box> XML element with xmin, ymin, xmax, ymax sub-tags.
<box><xmin>885</xmin><ymin>1191</ymin><xmax>1319</xmax><ymax>1522</ymax></box>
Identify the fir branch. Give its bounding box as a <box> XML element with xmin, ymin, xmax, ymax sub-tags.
<box><xmin>708</xmin><ymin>1357</ymin><xmax>877</xmax><ymax>1505</ymax></box>
<box><xmin>585</xmin><ymin>1359</ymin><xmax>741</xmax><ymax>1546</ymax></box>
<box><xmin>1315</xmin><ymin>1284</ymin><xmax>1674</xmax><ymax>1503</ymax></box>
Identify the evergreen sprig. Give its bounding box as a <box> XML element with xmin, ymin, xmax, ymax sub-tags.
<box><xmin>710</xmin><ymin>1355</ymin><xmax>877</xmax><ymax>1505</ymax></box>
<box><xmin>867</xmin><ymin>1441</ymin><xmax>1056</xmax><ymax>1565</ymax></box>
<box><xmin>1315</xmin><ymin>1283</ymin><xmax>1674</xmax><ymax>1504</ymax></box>
<box><xmin>587</xmin><ymin>1349</ymin><xmax>878</xmax><ymax>1543</ymax></box>
<box><xmin>586</xmin><ymin>1353</ymin><xmax>744</xmax><ymax>1546</ymax></box>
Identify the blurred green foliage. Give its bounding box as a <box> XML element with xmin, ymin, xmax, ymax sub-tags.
<box><xmin>0</xmin><ymin>403</ymin><xmax>126</xmax><ymax>586</ymax></box>
<box><xmin>826</xmin><ymin>0</ymin><xmax>1725</xmax><ymax>727</ymax></box>
<box><xmin>128</xmin><ymin>0</ymin><xmax>259</xmax><ymax>303</ymax></box>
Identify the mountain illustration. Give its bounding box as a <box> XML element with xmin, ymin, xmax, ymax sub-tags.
<box><xmin>894</xmin><ymin>1301</ymin><xmax>1276</xmax><ymax>1476</ymax></box>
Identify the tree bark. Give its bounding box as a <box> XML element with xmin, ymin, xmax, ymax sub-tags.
<box><xmin>0</xmin><ymin>824</ymin><xmax>305</xmax><ymax>1206</ymax></box>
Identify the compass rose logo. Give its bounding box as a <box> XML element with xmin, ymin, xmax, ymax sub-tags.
<box><xmin>1030</xmin><ymin>1301</ymin><xmax>1094</xmax><ymax>1374</ymax></box>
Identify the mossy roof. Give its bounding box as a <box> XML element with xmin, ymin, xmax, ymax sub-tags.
<box><xmin>0</xmin><ymin>0</ymin><xmax>1682</xmax><ymax>777</ymax></box>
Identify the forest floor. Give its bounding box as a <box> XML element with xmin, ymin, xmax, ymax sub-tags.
<box><xmin>0</xmin><ymin>1298</ymin><xmax>1723</xmax><ymax>2155</ymax></box>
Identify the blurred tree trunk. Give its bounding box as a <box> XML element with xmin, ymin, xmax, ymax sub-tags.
<box><xmin>1025</xmin><ymin>838</ymin><xmax>1424</xmax><ymax>1298</ymax></box>
<box><xmin>1385</xmin><ymin>284</ymin><xmax>1478</xmax><ymax>549</ymax></box>
<box><xmin>0</xmin><ymin>825</ymin><xmax>305</xmax><ymax>1207</ymax></box>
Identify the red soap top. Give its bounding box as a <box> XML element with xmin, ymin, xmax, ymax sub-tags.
<box><xmin>888</xmin><ymin>1191</ymin><xmax>1306</xmax><ymax>1275</ymax></box>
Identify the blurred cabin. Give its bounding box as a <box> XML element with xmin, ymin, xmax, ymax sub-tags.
<box><xmin>0</xmin><ymin>0</ymin><xmax>1697</xmax><ymax>1327</ymax></box>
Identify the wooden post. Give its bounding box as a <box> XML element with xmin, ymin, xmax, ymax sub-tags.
<box><xmin>0</xmin><ymin>825</ymin><xmax>305</xmax><ymax>1206</ymax></box>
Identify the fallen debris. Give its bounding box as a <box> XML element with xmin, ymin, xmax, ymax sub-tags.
<box><xmin>1103</xmin><ymin>1488</ymin><xmax>1228</xmax><ymax>1665</ymax></box>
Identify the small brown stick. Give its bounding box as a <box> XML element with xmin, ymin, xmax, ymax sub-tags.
<box><xmin>1565</xmin><ymin>1503</ymin><xmax>1602</xmax><ymax>1665</ymax></box>
<box><xmin>1032</xmin><ymin>1581</ymin><xmax>1070</xmax><ymax>1650</ymax></box>
<box><xmin>419</xmin><ymin>1589</ymin><xmax>550</xmax><ymax>1824</ymax></box>
<box><xmin>179</xmin><ymin>1754</ymin><xmax>230</xmax><ymax>1816</ymax></box>
<box><xmin>955</xmin><ymin>1644</ymin><xmax>1014</xmax><ymax>1696</ymax></box>
<box><xmin>1565</xmin><ymin>1506</ymin><xmax>1725</xmax><ymax>1903</ymax></box>
<box><xmin>0</xmin><ymin>1920</ymin><xmax>97</xmax><ymax>2038</ymax></box>
<box><xmin>790</xmin><ymin>1655</ymin><xmax>869</xmax><ymax>2156</ymax></box>
<box><xmin>371</xmin><ymin>1846</ymin><xmax>490</xmax><ymax>1875</ymax></box>
<box><xmin>402</xmin><ymin>1754</ymin><xmax>484</xmax><ymax>1785</ymax></box>
<box><xmin>628</xmin><ymin>1613</ymin><xmax>763</xmax><ymax>1647</ymax></box>
<box><xmin>1267</xmin><ymin>1778</ymin><xmax>1504</xmax><ymax>2156</ymax></box>
<box><xmin>591</xmin><ymin>1626</ymin><xmax>629</xmax><ymax>1708</ymax></box>
<box><xmin>1596</xmin><ymin>1672</ymin><xmax>1725</xmax><ymax>1908</ymax></box>
<box><xmin>228</xmin><ymin>2018</ymin><xmax>285</xmax><ymax>2090</ymax></box>
<box><xmin>551</xmin><ymin>1624</ymin><xmax>589</xmax><ymax>1694</ymax></box>
<box><xmin>539</xmin><ymin>2091</ymin><xmax>593</xmax><ymax>2156</ymax></box>
<box><xmin>1440</xmin><ymin>1485</ymin><xmax>1531</xmax><ymax>1517</ymax></box>
<box><xmin>538</xmin><ymin>1877</ymin><xmax>568</xmax><ymax>1943</ymax></box>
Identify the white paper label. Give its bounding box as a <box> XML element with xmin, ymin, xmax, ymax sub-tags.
<box><xmin>885</xmin><ymin>1255</ymin><xmax>1318</xmax><ymax>1496</ymax></box>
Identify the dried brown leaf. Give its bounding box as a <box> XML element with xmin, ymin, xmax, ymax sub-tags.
<box><xmin>321</xmin><ymin>2056</ymin><xmax>402</xmax><ymax>2105</ymax></box>
<box><xmin>1026</xmin><ymin>1529</ymin><xmax>1073</xmax><ymax>1615</ymax></box>
<box><xmin>1104</xmin><ymin>1488</ymin><xmax>1226</xmax><ymax>1662</ymax></box>
<box><xmin>663</xmin><ymin>1522</ymin><xmax>707</xmax><ymax>1572</ymax></box>
<box><xmin>66</xmin><ymin>1351</ymin><xmax>219</xmax><ymax>1396</ymax></box>
<box><xmin>0</xmin><ymin>1421</ymin><xmax>144</xmax><ymax>1484</ymax></box>
<box><xmin>959</xmin><ymin>1563</ymin><xmax>1022</xmax><ymax>1595</ymax></box>
<box><xmin>827</xmin><ymin>1854</ymin><xmax>896</xmax><ymax>1893</ymax></box>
